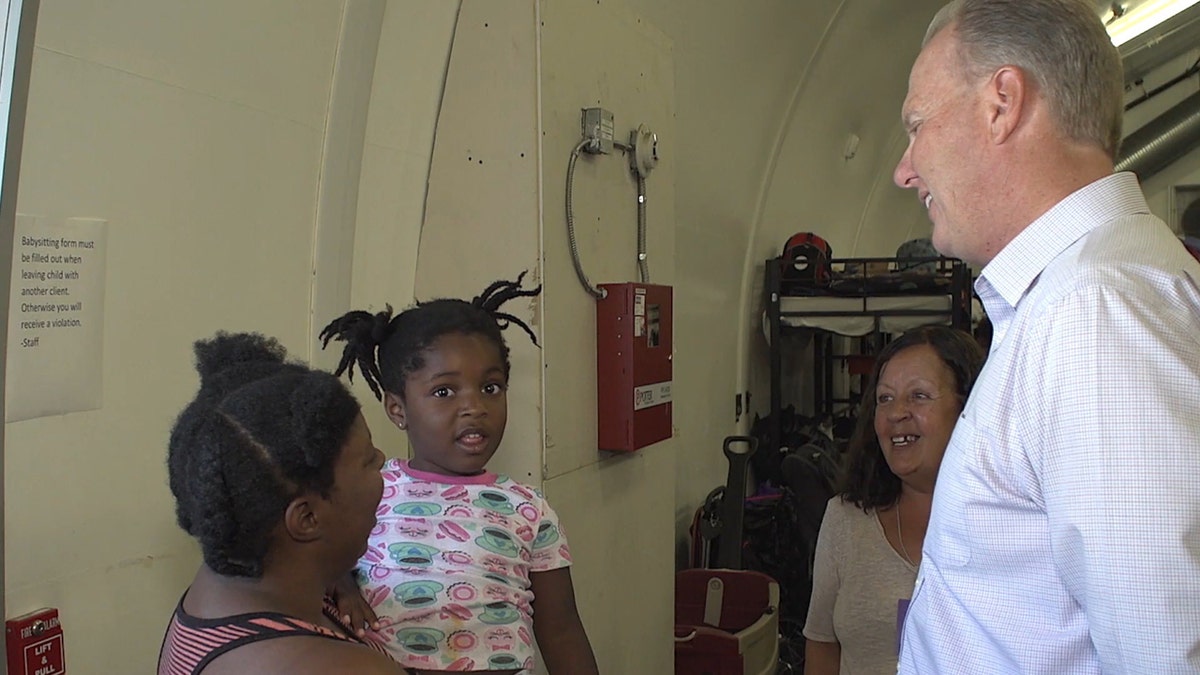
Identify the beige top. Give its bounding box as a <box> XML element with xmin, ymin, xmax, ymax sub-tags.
<box><xmin>803</xmin><ymin>497</ymin><xmax>918</xmax><ymax>675</ymax></box>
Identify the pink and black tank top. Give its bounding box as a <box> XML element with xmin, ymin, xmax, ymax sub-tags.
<box><xmin>157</xmin><ymin>595</ymin><xmax>391</xmax><ymax>674</ymax></box>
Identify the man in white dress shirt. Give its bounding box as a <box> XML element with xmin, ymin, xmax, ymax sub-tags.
<box><xmin>892</xmin><ymin>0</ymin><xmax>1200</xmax><ymax>673</ymax></box>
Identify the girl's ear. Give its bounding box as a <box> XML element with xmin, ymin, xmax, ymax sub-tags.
<box><xmin>384</xmin><ymin>391</ymin><xmax>407</xmax><ymax>431</ymax></box>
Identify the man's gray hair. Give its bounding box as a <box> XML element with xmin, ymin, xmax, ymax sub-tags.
<box><xmin>926</xmin><ymin>0</ymin><xmax>1124</xmax><ymax>158</ymax></box>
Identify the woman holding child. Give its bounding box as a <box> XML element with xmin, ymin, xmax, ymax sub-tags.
<box><xmin>158</xmin><ymin>332</ymin><xmax>411</xmax><ymax>674</ymax></box>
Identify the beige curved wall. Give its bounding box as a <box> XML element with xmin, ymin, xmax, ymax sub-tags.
<box><xmin>9</xmin><ymin>0</ymin><xmax>1193</xmax><ymax>671</ymax></box>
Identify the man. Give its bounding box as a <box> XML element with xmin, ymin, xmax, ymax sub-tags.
<box><xmin>893</xmin><ymin>1</ymin><xmax>1200</xmax><ymax>673</ymax></box>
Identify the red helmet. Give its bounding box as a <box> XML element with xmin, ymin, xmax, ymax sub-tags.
<box><xmin>782</xmin><ymin>232</ymin><xmax>833</xmax><ymax>283</ymax></box>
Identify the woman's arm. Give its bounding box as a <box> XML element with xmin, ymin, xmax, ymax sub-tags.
<box><xmin>804</xmin><ymin>639</ymin><xmax>841</xmax><ymax>675</ymax></box>
<box><xmin>803</xmin><ymin>501</ymin><xmax>842</xmax><ymax>675</ymax></box>
<box><xmin>530</xmin><ymin>567</ymin><xmax>599</xmax><ymax>674</ymax></box>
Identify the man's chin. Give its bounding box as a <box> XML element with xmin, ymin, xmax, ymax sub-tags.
<box><xmin>929</xmin><ymin>230</ymin><xmax>953</xmax><ymax>260</ymax></box>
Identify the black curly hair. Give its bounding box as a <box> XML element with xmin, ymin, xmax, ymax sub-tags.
<box><xmin>319</xmin><ymin>273</ymin><xmax>541</xmax><ymax>401</ymax></box>
<box><xmin>838</xmin><ymin>325</ymin><xmax>985</xmax><ymax>510</ymax></box>
<box><xmin>167</xmin><ymin>332</ymin><xmax>361</xmax><ymax>578</ymax></box>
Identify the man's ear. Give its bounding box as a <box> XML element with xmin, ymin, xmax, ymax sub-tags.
<box><xmin>384</xmin><ymin>391</ymin><xmax>407</xmax><ymax>431</ymax></box>
<box><xmin>986</xmin><ymin>65</ymin><xmax>1027</xmax><ymax>145</ymax></box>
<box><xmin>283</xmin><ymin>495</ymin><xmax>323</xmax><ymax>543</ymax></box>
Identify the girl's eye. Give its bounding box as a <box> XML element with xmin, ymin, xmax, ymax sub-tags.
<box><xmin>432</xmin><ymin>386</ymin><xmax>452</xmax><ymax>398</ymax></box>
<box><xmin>483</xmin><ymin>383</ymin><xmax>504</xmax><ymax>395</ymax></box>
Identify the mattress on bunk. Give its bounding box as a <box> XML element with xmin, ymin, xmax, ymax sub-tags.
<box><xmin>779</xmin><ymin>269</ymin><xmax>951</xmax><ymax>297</ymax></box>
<box><xmin>776</xmin><ymin>295</ymin><xmax>957</xmax><ymax>336</ymax></box>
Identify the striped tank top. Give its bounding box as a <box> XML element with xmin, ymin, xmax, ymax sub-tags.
<box><xmin>157</xmin><ymin>594</ymin><xmax>391</xmax><ymax>674</ymax></box>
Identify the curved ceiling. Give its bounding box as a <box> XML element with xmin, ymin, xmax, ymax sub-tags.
<box><xmin>1096</xmin><ymin>1</ymin><xmax>1200</xmax><ymax>81</ymax></box>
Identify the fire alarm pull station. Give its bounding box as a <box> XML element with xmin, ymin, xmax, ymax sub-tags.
<box><xmin>596</xmin><ymin>283</ymin><xmax>672</xmax><ymax>452</ymax></box>
<box><xmin>6</xmin><ymin>608</ymin><xmax>65</xmax><ymax>675</ymax></box>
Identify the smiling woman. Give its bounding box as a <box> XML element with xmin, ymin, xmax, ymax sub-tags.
<box><xmin>802</xmin><ymin>325</ymin><xmax>984</xmax><ymax>675</ymax></box>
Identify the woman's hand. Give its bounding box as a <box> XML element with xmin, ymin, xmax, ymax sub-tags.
<box><xmin>328</xmin><ymin>572</ymin><xmax>380</xmax><ymax>636</ymax></box>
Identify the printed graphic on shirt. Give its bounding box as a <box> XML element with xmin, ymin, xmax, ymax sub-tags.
<box><xmin>358</xmin><ymin>460</ymin><xmax>570</xmax><ymax>671</ymax></box>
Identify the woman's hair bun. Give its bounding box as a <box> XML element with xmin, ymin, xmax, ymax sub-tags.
<box><xmin>193</xmin><ymin>332</ymin><xmax>288</xmax><ymax>385</ymax></box>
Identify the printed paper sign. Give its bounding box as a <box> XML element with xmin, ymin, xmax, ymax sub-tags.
<box><xmin>6</xmin><ymin>215</ymin><xmax>108</xmax><ymax>422</ymax></box>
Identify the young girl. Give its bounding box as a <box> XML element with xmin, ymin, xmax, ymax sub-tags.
<box><xmin>320</xmin><ymin>274</ymin><xmax>599</xmax><ymax>675</ymax></box>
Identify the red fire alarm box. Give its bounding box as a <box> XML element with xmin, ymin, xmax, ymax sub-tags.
<box><xmin>6</xmin><ymin>608</ymin><xmax>65</xmax><ymax>675</ymax></box>
<box><xmin>597</xmin><ymin>283</ymin><xmax>672</xmax><ymax>452</ymax></box>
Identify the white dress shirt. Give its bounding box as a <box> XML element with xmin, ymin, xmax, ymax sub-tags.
<box><xmin>898</xmin><ymin>173</ymin><xmax>1200</xmax><ymax>674</ymax></box>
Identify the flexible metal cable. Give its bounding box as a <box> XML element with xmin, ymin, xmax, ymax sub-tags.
<box><xmin>636</xmin><ymin>173</ymin><xmax>649</xmax><ymax>283</ymax></box>
<box><xmin>566</xmin><ymin>139</ymin><xmax>606</xmax><ymax>298</ymax></box>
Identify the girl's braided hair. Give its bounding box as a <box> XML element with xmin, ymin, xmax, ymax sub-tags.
<box><xmin>319</xmin><ymin>272</ymin><xmax>541</xmax><ymax>400</ymax></box>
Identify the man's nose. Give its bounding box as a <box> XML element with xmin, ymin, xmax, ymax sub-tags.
<box><xmin>894</xmin><ymin>144</ymin><xmax>916</xmax><ymax>189</ymax></box>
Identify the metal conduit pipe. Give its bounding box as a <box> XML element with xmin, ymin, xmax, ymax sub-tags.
<box><xmin>1116</xmin><ymin>88</ymin><xmax>1200</xmax><ymax>179</ymax></box>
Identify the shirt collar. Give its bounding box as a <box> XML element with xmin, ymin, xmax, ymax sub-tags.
<box><xmin>976</xmin><ymin>172</ymin><xmax>1149</xmax><ymax>313</ymax></box>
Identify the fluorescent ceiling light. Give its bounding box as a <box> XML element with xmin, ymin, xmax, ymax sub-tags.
<box><xmin>1106</xmin><ymin>0</ymin><xmax>1200</xmax><ymax>46</ymax></box>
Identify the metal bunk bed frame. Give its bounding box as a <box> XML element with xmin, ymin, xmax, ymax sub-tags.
<box><xmin>762</xmin><ymin>255</ymin><xmax>973</xmax><ymax>456</ymax></box>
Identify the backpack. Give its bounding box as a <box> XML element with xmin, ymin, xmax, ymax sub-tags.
<box><xmin>728</xmin><ymin>481</ymin><xmax>837</xmax><ymax>673</ymax></box>
<box><xmin>896</xmin><ymin>236</ymin><xmax>939</xmax><ymax>272</ymax></box>
<box><xmin>748</xmin><ymin>406</ymin><xmax>838</xmax><ymax>488</ymax></box>
<box><xmin>782</xmin><ymin>232</ymin><xmax>833</xmax><ymax>284</ymax></box>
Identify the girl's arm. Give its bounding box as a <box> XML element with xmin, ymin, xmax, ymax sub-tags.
<box><xmin>530</xmin><ymin>567</ymin><xmax>599</xmax><ymax>674</ymax></box>
<box><xmin>327</xmin><ymin>570</ymin><xmax>380</xmax><ymax>636</ymax></box>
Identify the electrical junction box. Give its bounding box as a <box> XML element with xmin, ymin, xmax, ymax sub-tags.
<box><xmin>596</xmin><ymin>283</ymin><xmax>673</xmax><ymax>452</ymax></box>
<box><xmin>581</xmin><ymin>107</ymin><xmax>614</xmax><ymax>154</ymax></box>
